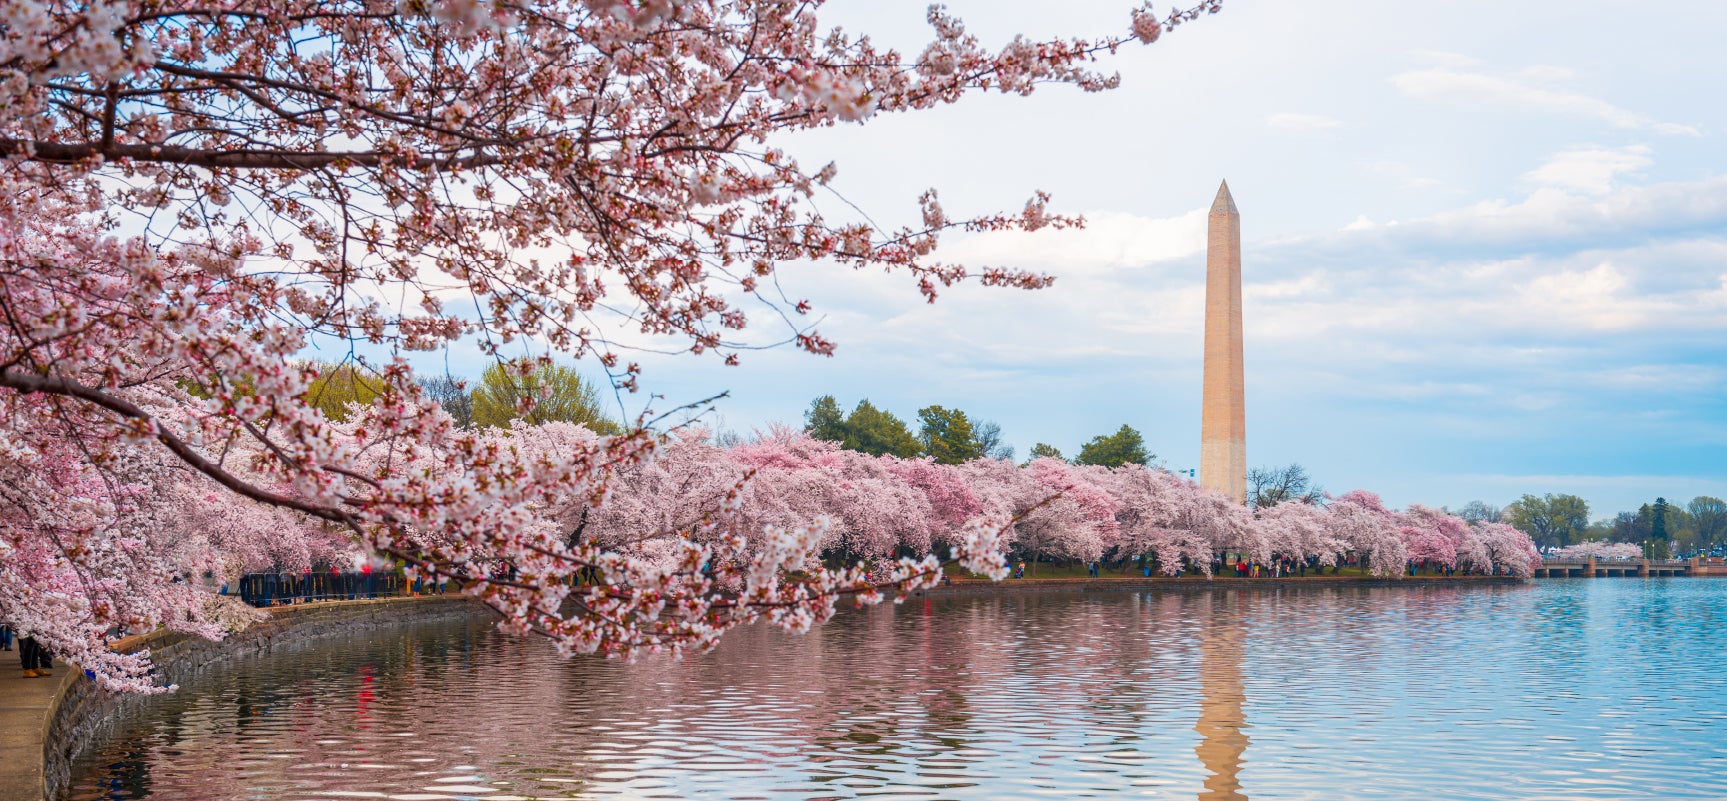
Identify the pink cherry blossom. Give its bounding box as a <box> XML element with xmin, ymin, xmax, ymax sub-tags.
<box><xmin>0</xmin><ymin>1</ymin><xmax>1541</xmax><ymax>694</ymax></box>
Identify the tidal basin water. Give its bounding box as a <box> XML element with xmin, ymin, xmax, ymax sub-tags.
<box><xmin>71</xmin><ymin>581</ymin><xmax>1727</xmax><ymax>800</ymax></box>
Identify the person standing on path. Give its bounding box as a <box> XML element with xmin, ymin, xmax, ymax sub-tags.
<box><xmin>18</xmin><ymin>632</ymin><xmax>51</xmax><ymax>678</ymax></box>
<box><xmin>0</xmin><ymin>623</ymin><xmax>11</xmax><ymax>651</ymax></box>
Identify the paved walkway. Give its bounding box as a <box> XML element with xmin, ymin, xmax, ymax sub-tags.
<box><xmin>0</xmin><ymin>647</ymin><xmax>74</xmax><ymax>801</ymax></box>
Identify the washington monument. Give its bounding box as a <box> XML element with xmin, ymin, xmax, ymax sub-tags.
<box><xmin>1201</xmin><ymin>181</ymin><xmax>1246</xmax><ymax>504</ymax></box>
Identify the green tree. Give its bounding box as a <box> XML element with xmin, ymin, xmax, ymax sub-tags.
<box><xmin>1505</xmin><ymin>493</ymin><xmax>1590</xmax><ymax>548</ymax></box>
<box><xmin>1582</xmin><ymin>517</ymin><xmax>1616</xmax><ymax>542</ymax></box>
<box><xmin>471</xmin><ymin>362</ymin><xmax>619</xmax><ymax>433</ymax></box>
<box><xmin>1666</xmin><ymin>505</ymin><xmax>1700</xmax><ymax>554</ymax></box>
<box><xmin>916</xmin><ymin>405</ymin><xmax>984</xmax><ymax>465</ymax></box>
<box><xmin>1688</xmin><ymin>496</ymin><xmax>1727</xmax><ymax>548</ymax></box>
<box><xmin>1651</xmin><ymin>497</ymin><xmax>1670</xmax><ymax>542</ymax></box>
<box><xmin>1074</xmin><ymin>424</ymin><xmax>1153</xmax><ymax>468</ymax></box>
<box><xmin>1026</xmin><ymin>443</ymin><xmax>1064</xmax><ymax>463</ymax></box>
<box><xmin>804</xmin><ymin>395</ymin><xmax>848</xmax><ymax>443</ymax></box>
<box><xmin>841</xmin><ymin>400</ymin><xmax>921</xmax><ymax>458</ymax></box>
<box><xmin>305</xmin><ymin>362</ymin><xmax>388</xmax><ymax>422</ymax></box>
<box><xmin>1610</xmin><ymin>508</ymin><xmax>1651</xmax><ymax>544</ymax></box>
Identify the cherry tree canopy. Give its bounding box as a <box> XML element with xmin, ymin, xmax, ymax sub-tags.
<box><xmin>587</xmin><ymin>429</ymin><xmax>1540</xmax><ymax>584</ymax></box>
<box><xmin>0</xmin><ymin>0</ymin><xmax>1224</xmax><ymax>690</ymax></box>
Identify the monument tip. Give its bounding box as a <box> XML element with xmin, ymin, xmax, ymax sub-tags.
<box><xmin>1211</xmin><ymin>180</ymin><xmax>1237</xmax><ymax>215</ymax></box>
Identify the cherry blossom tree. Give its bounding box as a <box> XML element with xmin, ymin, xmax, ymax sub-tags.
<box><xmin>975</xmin><ymin>457</ymin><xmax>1119</xmax><ymax>571</ymax></box>
<box><xmin>1401</xmin><ymin>504</ymin><xmax>1461</xmax><ymax>571</ymax></box>
<box><xmin>0</xmin><ymin>1</ymin><xmax>1224</xmax><ymax>689</ymax></box>
<box><xmin>532</xmin><ymin>423</ymin><xmax>737</xmax><ymax>556</ymax></box>
<box><xmin>0</xmin><ymin>424</ymin><xmax>266</xmax><ymax>691</ymax></box>
<box><xmin>4</xmin><ymin>0</ymin><xmax>1542</xmax><ymax>689</ymax></box>
<box><xmin>1473</xmin><ymin>522</ymin><xmax>1542</xmax><ymax>578</ymax></box>
<box><xmin>587</xmin><ymin>437</ymin><xmax>1543</xmax><ymax>588</ymax></box>
<box><xmin>1170</xmin><ymin>475</ymin><xmax>1257</xmax><ymax>569</ymax></box>
<box><xmin>1096</xmin><ymin>464</ymin><xmax>1211</xmax><ymax>575</ymax></box>
<box><xmin>1255</xmin><ymin>499</ymin><xmax>1345</xmax><ymax>570</ymax></box>
<box><xmin>170</xmin><ymin>479</ymin><xmax>352</xmax><ymax>577</ymax></box>
<box><xmin>883</xmin><ymin>454</ymin><xmax>982</xmax><ymax>545</ymax></box>
<box><xmin>1325</xmin><ymin>490</ymin><xmax>1407</xmax><ymax>577</ymax></box>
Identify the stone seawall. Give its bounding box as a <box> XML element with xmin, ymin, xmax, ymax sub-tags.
<box><xmin>37</xmin><ymin>596</ymin><xmax>487</xmax><ymax>801</ymax></box>
<box><xmin>914</xmin><ymin>574</ymin><xmax>1526</xmax><ymax>598</ymax></box>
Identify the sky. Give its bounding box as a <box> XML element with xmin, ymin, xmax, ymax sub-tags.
<box><xmin>385</xmin><ymin>0</ymin><xmax>1727</xmax><ymax>520</ymax></box>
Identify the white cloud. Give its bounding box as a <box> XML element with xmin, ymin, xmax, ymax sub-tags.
<box><xmin>1520</xmin><ymin>146</ymin><xmax>1652</xmax><ymax>194</ymax></box>
<box><xmin>1408</xmin><ymin>49</ymin><xmax>1481</xmax><ymax>68</ymax></box>
<box><xmin>1360</xmin><ymin>160</ymin><xmax>1443</xmax><ymax>190</ymax></box>
<box><xmin>1518</xmin><ymin>64</ymin><xmax>1577</xmax><ymax>81</ymax></box>
<box><xmin>933</xmin><ymin>208</ymin><xmax>1207</xmax><ymax>273</ymax></box>
<box><xmin>923</xmin><ymin>170</ymin><xmax>1727</xmax><ymax>364</ymax></box>
<box><xmin>1267</xmin><ymin>111</ymin><xmax>1343</xmax><ymax>131</ymax></box>
<box><xmin>1342</xmin><ymin>214</ymin><xmax>1377</xmax><ymax>232</ymax></box>
<box><xmin>1390</xmin><ymin>68</ymin><xmax>1702</xmax><ymax>136</ymax></box>
<box><xmin>1377</xmin><ymin>381</ymin><xmax>1494</xmax><ymax>401</ymax></box>
<box><xmin>1593</xmin><ymin>364</ymin><xmax>1725</xmax><ymax>392</ymax></box>
<box><xmin>1246</xmin><ymin>273</ymin><xmax>1327</xmax><ymax>300</ymax></box>
<box><xmin>1514</xmin><ymin>262</ymin><xmax>1645</xmax><ymax>330</ymax></box>
<box><xmin>1406</xmin><ymin>174</ymin><xmax>1727</xmax><ymax>247</ymax></box>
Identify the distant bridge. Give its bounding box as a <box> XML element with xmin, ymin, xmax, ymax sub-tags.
<box><xmin>1535</xmin><ymin>557</ymin><xmax>1727</xmax><ymax>578</ymax></box>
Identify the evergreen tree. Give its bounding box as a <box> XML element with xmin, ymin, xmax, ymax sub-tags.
<box><xmin>1074</xmin><ymin>424</ymin><xmax>1153</xmax><ymax>468</ymax></box>
<box><xmin>1652</xmin><ymin>497</ymin><xmax>1670</xmax><ymax>542</ymax></box>
<box><xmin>917</xmin><ymin>405</ymin><xmax>985</xmax><ymax>465</ymax></box>
<box><xmin>842</xmin><ymin>400</ymin><xmax>922</xmax><ymax>458</ymax></box>
<box><xmin>804</xmin><ymin>395</ymin><xmax>848</xmax><ymax>443</ymax></box>
<box><xmin>1026</xmin><ymin>443</ymin><xmax>1065</xmax><ymax>463</ymax></box>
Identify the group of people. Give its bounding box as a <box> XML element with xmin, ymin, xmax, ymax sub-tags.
<box><xmin>0</xmin><ymin>625</ymin><xmax>54</xmax><ymax>678</ymax></box>
<box><xmin>1225</xmin><ymin>558</ymin><xmax>1301</xmax><ymax>578</ymax></box>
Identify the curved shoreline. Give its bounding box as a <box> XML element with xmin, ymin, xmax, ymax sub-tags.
<box><xmin>6</xmin><ymin>596</ymin><xmax>487</xmax><ymax>801</ymax></box>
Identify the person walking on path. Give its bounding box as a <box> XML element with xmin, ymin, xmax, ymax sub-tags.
<box><xmin>18</xmin><ymin>633</ymin><xmax>51</xmax><ymax>678</ymax></box>
<box><xmin>0</xmin><ymin>624</ymin><xmax>11</xmax><ymax>651</ymax></box>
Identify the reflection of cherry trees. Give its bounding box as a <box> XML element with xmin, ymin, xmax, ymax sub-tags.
<box><xmin>81</xmin><ymin>581</ymin><xmax>1565</xmax><ymax>801</ymax></box>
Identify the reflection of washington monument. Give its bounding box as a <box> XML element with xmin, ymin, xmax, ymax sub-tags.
<box><xmin>1195</xmin><ymin>599</ymin><xmax>1249</xmax><ymax>800</ymax></box>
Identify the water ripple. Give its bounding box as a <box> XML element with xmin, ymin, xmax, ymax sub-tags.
<box><xmin>69</xmin><ymin>581</ymin><xmax>1727</xmax><ymax>800</ymax></box>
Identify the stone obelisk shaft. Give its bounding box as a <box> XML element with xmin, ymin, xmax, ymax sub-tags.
<box><xmin>1201</xmin><ymin>181</ymin><xmax>1246</xmax><ymax>504</ymax></box>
